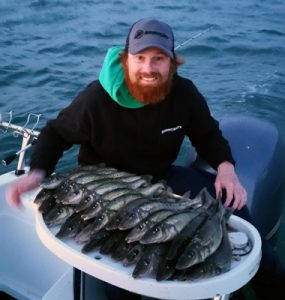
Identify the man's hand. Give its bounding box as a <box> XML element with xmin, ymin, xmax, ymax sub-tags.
<box><xmin>215</xmin><ymin>161</ymin><xmax>247</xmax><ymax>210</ymax></box>
<box><xmin>6</xmin><ymin>169</ymin><xmax>45</xmax><ymax>209</ymax></box>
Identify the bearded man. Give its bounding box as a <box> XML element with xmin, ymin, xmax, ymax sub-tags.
<box><xmin>6</xmin><ymin>18</ymin><xmax>284</xmax><ymax>300</ymax></box>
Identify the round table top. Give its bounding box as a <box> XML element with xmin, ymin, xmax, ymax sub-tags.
<box><xmin>35</xmin><ymin>210</ymin><xmax>261</xmax><ymax>300</ymax></box>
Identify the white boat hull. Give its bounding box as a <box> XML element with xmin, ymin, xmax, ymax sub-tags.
<box><xmin>0</xmin><ymin>171</ymin><xmax>72</xmax><ymax>300</ymax></box>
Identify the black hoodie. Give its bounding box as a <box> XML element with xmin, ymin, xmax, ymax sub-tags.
<box><xmin>30</xmin><ymin>74</ymin><xmax>234</xmax><ymax>179</ymax></box>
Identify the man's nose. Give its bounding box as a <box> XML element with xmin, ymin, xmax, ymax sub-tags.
<box><xmin>142</xmin><ymin>60</ymin><xmax>155</xmax><ymax>73</ymax></box>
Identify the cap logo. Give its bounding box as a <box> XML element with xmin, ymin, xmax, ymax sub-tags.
<box><xmin>134</xmin><ymin>30</ymin><xmax>169</xmax><ymax>40</ymax></box>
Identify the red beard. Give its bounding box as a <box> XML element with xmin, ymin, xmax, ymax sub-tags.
<box><xmin>122</xmin><ymin>62</ymin><xmax>174</xmax><ymax>105</ymax></box>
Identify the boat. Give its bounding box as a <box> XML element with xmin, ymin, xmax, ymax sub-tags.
<box><xmin>0</xmin><ymin>114</ymin><xmax>284</xmax><ymax>300</ymax></box>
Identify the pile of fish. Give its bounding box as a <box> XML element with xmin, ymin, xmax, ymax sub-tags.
<box><xmin>34</xmin><ymin>164</ymin><xmax>252</xmax><ymax>281</ymax></box>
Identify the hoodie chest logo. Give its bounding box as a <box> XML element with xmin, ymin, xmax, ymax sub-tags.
<box><xmin>161</xmin><ymin>125</ymin><xmax>182</xmax><ymax>135</ymax></box>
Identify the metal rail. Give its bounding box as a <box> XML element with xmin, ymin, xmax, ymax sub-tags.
<box><xmin>0</xmin><ymin>113</ymin><xmax>41</xmax><ymax>175</ymax></box>
<box><xmin>0</xmin><ymin>121</ymin><xmax>40</xmax><ymax>138</ymax></box>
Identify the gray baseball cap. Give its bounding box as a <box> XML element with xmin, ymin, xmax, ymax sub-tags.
<box><xmin>126</xmin><ymin>18</ymin><xmax>174</xmax><ymax>58</ymax></box>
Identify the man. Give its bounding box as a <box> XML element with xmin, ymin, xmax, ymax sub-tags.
<box><xmin>6</xmin><ymin>18</ymin><xmax>284</xmax><ymax>299</ymax></box>
<box><xmin>7</xmin><ymin>18</ymin><xmax>246</xmax><ymax>209</ymax></box>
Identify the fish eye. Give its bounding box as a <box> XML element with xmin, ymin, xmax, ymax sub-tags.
<box><xmin>153</xmin><ymin>227</ymin><xmax>159</xmax><ymax>233</ymax></box>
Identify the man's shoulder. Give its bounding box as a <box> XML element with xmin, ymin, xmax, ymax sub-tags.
<box><xmin>75</xmin><ymin>80</ymin><xmax>110</xmax><ymax>104</ymax></box>
<box><xmin>172</xmin><ymin>74</ymin><xmax>199</xmax><ymax>96</ymax></box>
<box><xmin>84</xmin><ymin>80</ymin><xmax>106</xmax><ymax>94</ymax></box>
<box><xmin>174</xmin><ymin>74</ymin><xmax>195</xmax><ymax>88</ymax></box>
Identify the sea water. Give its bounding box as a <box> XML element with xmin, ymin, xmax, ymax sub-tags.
<box><xmin>0</xmin><ymin>0</ymin><xmax>284</xmax><ymax>172</ymax></box>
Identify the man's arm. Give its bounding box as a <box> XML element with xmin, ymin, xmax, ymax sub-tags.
<box><xmin>6</xmin><ymin>169</ymin><xmax>45</xmax><ymax>209</ymax></box>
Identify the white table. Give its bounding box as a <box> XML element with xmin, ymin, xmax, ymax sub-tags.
<box><xmin>35</xmin><ymin>211</ymin><xmax>261</xmax><ymax>300</ymax></box>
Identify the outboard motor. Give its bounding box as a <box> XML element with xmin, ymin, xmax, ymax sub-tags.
<box><xmin>220</xmin><ymin>115</ymin><xmax>285</xmax><ymax>243</ymax></box>
<box><xmin>175</xmin><ymin>115</ymin><xmax>285</xmax><ymax>244</ymax></box>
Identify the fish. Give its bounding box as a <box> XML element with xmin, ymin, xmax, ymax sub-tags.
<box><xmin>40</xmin><ymin>164</ymin><xmax>101</xmax><ymax>190</ymax></box>
<box><xmin>80</xmin><ymin>194</ymin><xmax>143</xmax><ymax>234</ymax></box>
<box><xmin>81</xmin><ymin>193</ymin><xmax>143</xmax><ymax>221</ymax></box>
<box><xmin>182</xmin><ymin>219</ymin><xmax>232</xmax><ymax>280</ymax></box>
<box><xmin>53</xmin><ymin>166</ymin><xmax>134</xmax><ymax>200</ymax></box>
<box><xmin>175</xmin><ymin>201</ymin><xmax>225</xmax><ymax>270</ymax></box>
<box><xmin>125</xmin><ymin>210</ymin><xmax>175</xmax><ymax>243</ymax></box>
<box><xmin>39</xmin><ymin>165</ymin><xmax>241</xmax><ymax>283</ymax></box>
<box><xmin>43</xmin><ymin>204</ymin><xmax>75</xmax><ymax>227</ymax></box>
<box><xmin>165</xmin><ymin>193</ymin><xmax>219</xmax><ymax>261</ymax></box>
<box><xmin>99</xmin><ymin>230</ymin><xmax>128</xmax><ymax>255</ymax></box>
<box><xmin>140</xmin><ymin>209</ymin><xmax>203</xmax><ymax>244</ymax></box>
<box><xmin>156</xmin><ymin>211</ymin><xmax>213</xmax><ymax>281</ymax></box>
<box><xmin>81</xmin><ymin>195</ymin><xmax>146</xmax><ymax>234</ymax></box>
<box><xmin>81</xmin><ymin>229</ymin><xmax>112</xmax><ymax>253</ymax></box>
<box><xmin>38</xmin><ymin>194</ymin><xmax>57</xmax><ymax>214</ymax></box>
<box><xmin>73</xmin><ymin>191</ymin><xmax>99</xmax><ymax>213</ymax></box>
<box><xmin>105</xmin><ymin>197</ymin><xmax>154</xmax><ymax>231</ymax></box>
<box><xmin>118</xmin><ymin>196</ymin><xmax>202</xmax><ymax>230</ymax></box>
<box><xmin>76</xmin><ymin>188</ymin><xmax>141</xmax><ymax>216</ymax></box>
<box><xmin>58</xmin><ymin>177</ymin><xmax>148</xmax><ymax>205</ymax></box>
<box><xmin>156</xmin><ymin>254</ymin><xmax>179</xmax><ymax>281</ymax></box>
<box><xmin>34</xmin><ymin>188</ymin><xmax>55</xmax><ymax>205</ymax></box>
<box><xmin>165</xmin><ymin>211</ymin><xmax>210</xmax><ymax>261</ymax></box>
<box><xmin>75</xmin><ymin>181</ymin><xmax>164</xmax><ymax>215</ymax></box>
<box><xmin>123</xmin><ymin>242</ymin><xmax>146</xmax><ymax>267</ymax></box>
<box><xmin>55</xmin><ymin>212</ymin><xmax>91</xmax><ymax>239</ymax></box>
<box><xmin>40</xmin><ymin>172</ymin><xmax>70</xmax><ymax>189</ymax></box>
<box><xmin>111</xmin><ymin>237</ymin><xmax>135</xmax><ymax>261</ymax></box>
<box><xmin>132</xmin><ymin>243</ymin><xmax>169</xmax><ymax>279</ymax></box>
<box><xmin>155</xmin><ymin>210</ymin><xmax>213</xmax><ymax>281</ymax></box>
<box><xmin>75</xmin><ymin>222</ymin><xmax>98</xmax><ymax>245</ymax></box>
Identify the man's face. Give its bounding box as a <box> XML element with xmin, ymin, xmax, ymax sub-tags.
<box><xmin>123</xmin><ymin>47</ymin><xmax>174</xmax><ymax>105</ymax></box>
<box><xmin>127</xmin><ymin>47</ymin><xmax>171</xmax><ymax>86</ymax></box>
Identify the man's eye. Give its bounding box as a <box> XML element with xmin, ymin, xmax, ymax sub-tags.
<box><xmin>154</xmin><ymin>56</ymin><xmax>164</xmax><ymax>63</ymax></box>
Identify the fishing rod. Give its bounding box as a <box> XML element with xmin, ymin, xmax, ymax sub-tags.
<box><xmin>2</xmin><ymin>138</ymin><xmax>37</xmax><ymax>167</ymax></box>
<box><xmin>174</xmin><ymin>26</ymin><xmax>214</xmax><ymax>51</ymax></box>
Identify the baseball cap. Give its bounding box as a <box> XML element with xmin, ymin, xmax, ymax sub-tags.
<box><xmin>126</xmin><ymin>18</ymin><xmax>174</xmax><ymax>58</ymax></box>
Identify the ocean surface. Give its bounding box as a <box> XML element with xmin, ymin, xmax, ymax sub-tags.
<box><xmin>0</xmin><ymin>0</ymin><xmax>285</xmax><ymax>174</ymax></box>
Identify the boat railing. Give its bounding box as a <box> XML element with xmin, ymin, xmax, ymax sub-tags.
<box><xmin>0</xmin><ymin>111</ymin><xmax>41</xmax><ymax>175</ymax></box>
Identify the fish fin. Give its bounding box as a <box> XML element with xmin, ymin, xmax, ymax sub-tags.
<box><xmin>224</xmin><ymin>207</ymin><xmax>234</xmax><ymax>221</ymax></box>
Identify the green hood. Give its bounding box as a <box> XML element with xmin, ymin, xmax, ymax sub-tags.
<box><xmin>99</xmin><ymin>46</ymin><xmax>144</xmax><ymax>109</ymax></box>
